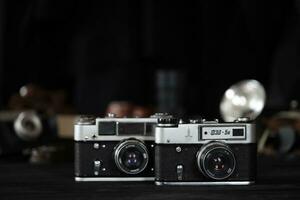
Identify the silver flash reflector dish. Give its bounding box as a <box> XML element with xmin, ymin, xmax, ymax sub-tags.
<box><xmin>220</xmin><ymin>79</ymin><xmax>266</xmax><ymax>122</ymax></box>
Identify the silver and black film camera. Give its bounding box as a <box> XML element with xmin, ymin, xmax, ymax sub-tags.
<box><xmin>155</xmin><ymin>117</ymin><xmax>256</xmax><ymax>185</ymax></box>
<box><xmin>74</xmin><ymin>113</ymin><xmax>171</xmax><ymax>181</ymax></box>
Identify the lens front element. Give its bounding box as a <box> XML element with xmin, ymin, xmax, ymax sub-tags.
<box><xmin>114</xmin><ymin>139</ymin><xmax>149</xmax><ymax>174</ymax></box>
<box><xmin>121</xmin><ymin>147</ymin><xmax>144</xmax><ymax>170</ymax></box>
<box><xmin>197</xmin><ymin>142</ymin><xmax>236</xmax><ymax>180</ymax></box>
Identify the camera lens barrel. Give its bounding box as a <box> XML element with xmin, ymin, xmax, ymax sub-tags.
<box><xmin>114</xmin><ymin>139</ymin><xmax>149</xmax><ymax>175</ymax></box>
<box><xmin>14</xmin><ymin>111</ymin><xmax>43</xmax><ymax>141</ymax></box>
<box><xmin>197</xmin><ymin>142</ymin><xmax>236</xmax><ymax>180</ymax></box>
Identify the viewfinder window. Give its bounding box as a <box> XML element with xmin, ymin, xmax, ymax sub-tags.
<box><xmin>232</xmin><ymin>128</ymin><xmax>244</xmax><ymax>137</ymax></box>
<box><xmin>118</xmin><ymin>123</ymin><xmax>145</xmax><ymax>135</ymax></box>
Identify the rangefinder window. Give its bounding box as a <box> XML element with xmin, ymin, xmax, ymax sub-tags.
<box><xmin>146</xmin><ymin>123</ymin><xmax>156</xmax><ymax>136</ymax></box>
<box><xmin>98</xmin><ymin>122</ymin><xmax>116</xmax><ymax>135</ymax></box>
<box><xmin>118</xmin><ymin>123</ymin><xmax>145</xmax><ymax>135</ymax></box>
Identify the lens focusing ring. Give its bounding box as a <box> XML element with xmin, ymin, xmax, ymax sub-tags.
<box><xmin>114</xmin><ymin>139</ymin><xmax>149</xmax><ymax>175</ymax></box>
<box><xmin>197</xmin><ymin>142</ymin><xmax>236</xmax><ymax>180</ymax></box>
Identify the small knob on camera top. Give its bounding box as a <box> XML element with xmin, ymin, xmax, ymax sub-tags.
<box><xmin>76</xmin><ymin>115</ymin><xmax>96</xmax><ymax>125</ymax></box>
<box><xmin>201</xmin><ymin>118</ymin><xmax>219</xmax><ymax>124</ymax></box>
<box><xmin>189</xmin><ymin>119</ymin><xmax>202</xmax><ymax>124</ymax></box>
<box><xmin>179</xmin><ymin>119</ymin><xmax>185</xmax><ymax>124</ymax></box>
<box><xmin>151</xmin><ymin>112</ymin><xmax>171</xmax><ymax>118</ymax></box>
<box><xmin>106</xmin><ymin>113</ymin><xmax>116</xmax><ymax>118</ymax></box>
<box><xmin>157</xmin><ymin>117</ymin><xmax>178</xmax><ymax>127</ymax></box>
<box><xmin>234</xmin><ymin>117</ymin><xmax>250</xmax><ymax>123</ymax></box>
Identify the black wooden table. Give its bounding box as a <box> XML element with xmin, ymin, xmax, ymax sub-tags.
<box><xmin>1</xmin><ymin>156</ymin><xmax>300</xmax><ymax>200</ymax></box>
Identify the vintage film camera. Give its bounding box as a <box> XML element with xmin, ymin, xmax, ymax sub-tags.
<box><xmin>0</xmin><ymin>110</ymin><xmax>57</xmax><ymax>155</ymax></box>
<box><xmin>74</xmin><ymin>113</ymin><xmax>172</xmax><ymax>181</ymax></box>
<box><xmin>155</xmin><ymin>117</ymin><xmax>256</xmax><ymax>185</ymax></box>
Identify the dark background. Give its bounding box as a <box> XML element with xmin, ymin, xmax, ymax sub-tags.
<box><xmin>0</xmin><ymin>0</ymin><xmax>300</xmax><ymax>117</ymax></box>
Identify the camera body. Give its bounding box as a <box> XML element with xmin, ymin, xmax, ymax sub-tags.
<box><xmin>0</xmin><ymin>110</ymin><xmax>56</xmax><ymax>155</ymax></box>
<box><xmin>74</xmin><ymin>113</ymin><xmax>171</xmax><ymax>181</ymax></box>
<box><xmin>155</xmin><ymin>118</ymin><xmax>256</xmax><ymax>185</ymax></box>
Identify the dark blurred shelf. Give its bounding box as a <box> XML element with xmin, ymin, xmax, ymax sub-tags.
<box><xmin>1</xmin><ymin>156</ymin><xmax>300</xmax><ymax>200</ymax></box>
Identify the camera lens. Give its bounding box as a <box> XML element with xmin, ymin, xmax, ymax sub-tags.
<box><xmin>22</xmin><ymin>119</ymin><xmax>36</xmax><ymax>131</ymax></box>
<box><xmin>122</xmin><ymin>148</ymin><xmax>143</xmax><ymax>170</ymax></box>
<box><xmin>197</xmin><ymin>142</ymin><xmax>236</xmax><ymax>180</ymax></box>
<box><xmin>14</xmin><ymin>111</ymin><xmax>42</xmax><ymax>141</ymax></box>
<box><xmin>114</xmin><ymin>139</ymin><xmax>149</xmax><ymax>174</ymax></box>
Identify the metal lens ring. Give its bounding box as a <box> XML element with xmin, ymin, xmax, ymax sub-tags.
<box><xmin>114</xmin><ymin>139</ymin><xmax>149</xmax><ymax>175</ymax></box>
<box><xmin>197</xmin><ymin>142</ymin><xmax>236</xmax><ymax>180</ymax></box>
<box><xmin>14</xmin><ymin>111</ymin><xmax>43</xmax><ymax>141</ymax></box>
